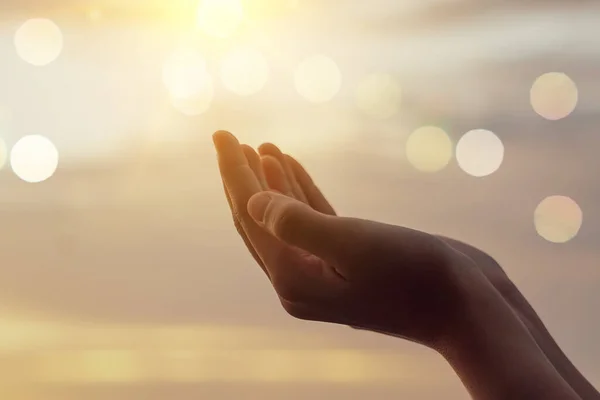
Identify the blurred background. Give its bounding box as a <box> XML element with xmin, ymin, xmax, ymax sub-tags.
<box><xmin>0</xmin><ymin>0</ymin><xmax>599</xmax><ymax>399</ymax></box>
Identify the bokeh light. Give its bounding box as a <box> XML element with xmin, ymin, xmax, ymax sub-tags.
<box><xmin>88</xmin><ymin>9</ymin><xmax>103</xmax><ymax>21</ymax></box>
<box><xmin>163</xmin><ymin>48</ymin><xmax>208</xmax><ymax>98</ymax></box>
<box><xmin>405</xmin><ymin>126</ymin><xmax>453</xmax><ymax>173</ymax></box>
<box><xmin>0</xmin><ymin>138</ymin><xmax>7</xmax><ymax>170</ymax></box>
<box><xmin>456</xmin><ymin>129</ymin><xmax>504</xmax><ymax>177</ymax></box>
<box><xmin>163</xmin><ymin>48</ymin><xmax>214</xmax><ymax>115</ymax></box>
<box><xmin>530</xmin><ymin>72</ymin><xmax>578</xmax><ymax>120</ymax></box>
<box><xmin>355</xmin><ymin>73</ymin><xmax>401</xmax><ymax>119</ymax></box>
<box><xmin>534</xmin><ymin>196</ymin><xmax>583</xmax><ymax>243</ymax></box>
<box><xmin>14</xmin><ymin>18</ymin><xmax>63</xmax><ymax>66</ymax></box>
<box><xmin>220</xmin><ymin>47</ymin><xmax>269</xmax><ymax>96</ymax></box>
<box><xmin>294</xmin><ymin>55</ymin><xmax>342</xmax><ymax>103</ymax></box>
<box><xmin>197</xmin><ymin>0</ymin><xmax>244</xmax><ymax>39</ymax></box>
<box><xmin>170</xmin><ymin>85</ymin><xmax>214</xmax><ymax>116</ymax></box>
<box><xmin>10</xmin><ymin>135</ymin><xmax>59</xmax><ymax>183</ymax></box>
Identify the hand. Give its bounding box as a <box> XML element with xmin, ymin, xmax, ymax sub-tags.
<box><xmin>242</xmin><ymin>137</ymin><xmax>598</xmax><ymax>400</ymax></box>
<box><xmin>214</xmin><ymin>130</ymin><xmax>487</xmax><ymax>347</ymax></box>
<box><xmin>214</xmin><ymin>130</ymin><xmax>587</xmax><ymax>399</ymax></box>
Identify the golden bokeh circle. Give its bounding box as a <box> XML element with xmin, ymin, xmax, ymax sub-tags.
<box><xmin>14</xmin><ymin>18</ymin><xmax>64</xmax><ymax>66</ymax></box>
<box><xmin>355</xmin><ymin>74</ymin><xmax>401</xmax><ymax>119</ymax></box>
<box><xmin>294</xmin><ymin>55</ymin><xmax>342</xmax><ymax>103</ymax></box>
<box><xmin>456</xmin><ymin>129</ymin><xmax>504</xmax><ymax>177</ymax></box>
<box><xmin>163</xmin><ymin>49</ymin><xmax>214</xmax><ymax>115</ymax></box>
<box><xmin>220</xmin><ymin>47</ymin><xmax>269</xmax><ymax>96</ymax></box>
<box><xmin>534</xmin><ymin>195</ymin><xmax>582</xmax><ymax>243</ymax></box>
<box><xmin>405</xmin><ymin>126</ymin><xmax>453</xmax><ymax>173</ymax></box>
<box><xmin>10</xmin><ymin>135</ymin><xmax>59</xmax><ymax>183</ymax></box>
<box><xmin>530</xmin><ymin>72</ymin><xmax>578</xmax><ymax>120</ymax></box>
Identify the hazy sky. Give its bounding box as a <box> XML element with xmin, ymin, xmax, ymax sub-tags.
<box><xmin>0</xmin><ymin>0</ymin><xmax>598</xmax><ymax>158</ymax></box>
<box><xmin>0</xmin><ymin>1</ymin><xmax>599</xmax><ymax>399</ymax></box>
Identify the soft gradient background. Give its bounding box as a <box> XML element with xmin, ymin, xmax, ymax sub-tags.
<box><xmin>0</xmin><ymin>0</ymin><xmax>599</xmax><ymax>399</ymax></box>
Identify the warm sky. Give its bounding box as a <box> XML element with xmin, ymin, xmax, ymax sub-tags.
<box><xmin>0</xmin><ymin>1</ymin><xmax>599</xmax><ymax>399</ymax></box>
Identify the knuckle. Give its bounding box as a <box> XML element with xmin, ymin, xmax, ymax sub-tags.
<box><xmin>270</xmin><ymin>203</ymin><xmax>302</xmax><ymax>239</ymax></box>
<box><xmin>424</xmin><ymin>234</ymin><xmax>456</xmax><ymax>265</ymax></box>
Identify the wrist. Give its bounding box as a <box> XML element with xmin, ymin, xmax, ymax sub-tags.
<box><xmin>437</xmin><ymin>276</ymin><xmax>580</xmax><ymax>399</ymax></box>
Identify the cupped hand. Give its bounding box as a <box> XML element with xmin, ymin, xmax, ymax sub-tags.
<box><xmin>215</xmin><ymin>130</ymin><xmax>597</xmax><ymax>399</ymax></box>
<box><xmin>219</xmin><ymin>133</ymin><xmax>546</xmax><ymax>340</ymax></box>
<box><xmin>213</xmin><ymin>130</ymin><xmax>490</xmax><ymax>347</ymax></box>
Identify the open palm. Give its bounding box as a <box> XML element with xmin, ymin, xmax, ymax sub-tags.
<box><xmin>215</xmin><ymin>130</ymin><xmax>599</xmax><ymax>400</ymax></box>
<box><xmin>215</xmin><ymin>131</ymin><xmax>349</xmax><ymax>318</ymax></box>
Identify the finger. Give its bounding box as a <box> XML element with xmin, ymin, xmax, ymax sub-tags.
<box><xmin>222</xmin><ymin>180</ymin><xmax>270</xmax><ymax>278</ymax></box>
<box><xmin>241</xmin><ymin>144</ymin><xmax>268</xmax><ymax>190</ymax></box>
<box><xmin>286</xmin><ymin>155</ymin><xmax>336</xmax><ymax>216</ymax></box>
<box><xmin>261</xmin><ymin>155</ymin><xmax>294</xmax><ymax>197</ymax></box>
<box><xmin>247</xmin><ymin>191</ymin><xmax>452</xmax><ymax>276</ymax></box>
<box><xmin>246</xmin><ymin>191</ymin><xmax>357</xmax><ymax>266</ymax></box>
<box><xmin>213</xmin><ymin>130</ymin><xmax>288</xmax><ymax>267</ymax></box>
<box><xmin>258</xmin><ymin>143</ymin><xmax>308</xmax><ymax>202</ymax></box>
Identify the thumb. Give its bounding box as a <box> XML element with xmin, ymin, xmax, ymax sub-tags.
<box><xmin>247</xmin><ymin>191</ymin><xmax>353</xmax><ymax>262</ymax></box>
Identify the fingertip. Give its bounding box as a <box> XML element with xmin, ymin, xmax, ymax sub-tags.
<box><xmin>213</xmin><ymin>130</ymin><xmax>237</xmax><ymax>147</ymax></box>
<box><xmin>242</xmin><ymin>144</ymin><xmax>261</xmax><ymax>166</ymax></box>
<box><xmin>241</xmin><ymin>144</ymin><xmax>257</xmax><ymax>156</ymax></box>
<box><xmin>212</xmin><ymin>130</ymin><xmax>231</xmax><ymax>140</ymax></box>
<box><xmin>261</xmin><ymin>154</ymin><xmax>284</xmax><ymax>173</ymax></box>
<box><xmin>258</xmin><ymin>142</ymin><xmax>282</xmax><ymax>157</ymax></box>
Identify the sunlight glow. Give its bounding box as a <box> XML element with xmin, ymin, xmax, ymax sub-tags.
<box><xmin>31</xmin><ymin>349</ymin><xmax>412</xmax><ymax>384</ymax></box>
<box><xmin>456</xmin><ymin>129</ymin><xmax>504</xmax><ymax>177</ymax></box>
<box><xmin>220</xmin><ymin>47</ymin><xmax>269</xmax><ymax>96</ymax></box>
<box><xmin>88</xmin><ymin>8</ymin><xmax>103</xmax><ymax>21</ymax></box>
<box><xmin>38</xmin><ymin>350</ymin><xmax>145</xmax><ymax>384</ymax></box>
<box><xmin>170</xmin><ymin>86</ymin><xmax>214</xmax><ymax>116</ymax></box>
<box><xmin>534</xmin><ymin>196</ymin><xmax>583</xmax><ymax>243</ymax></box>
<box><xmin>163</xmin><ymin>48</ymin><xmax>208</xmax><ymax>99</ymax></box>
<box><xmin>0</xmin><ymin>320</ymin><xmax>66</xmax><ymax>353</ymax></box>
<box><xmin>197</xmin><ymin>0</ymin><xmax>244</xmax><ymax>39</ymax></box>
<box><xmin>530</xmin><ymin>72</ymin><xmax>578</xmax><ymax>120</ymax></box>
<box><xmin>355</xmin><ymin>73</ymin><xmax>402</xmax><ymax>119</ymax></box>
<box><xmin>294</xmin><ymin>55</ymin><xmax>342</xmax><ymax>103</ymax></box>
<box><xmin>10</xmin><ymin>135</ymin><xmax>59</xmax><ymax>183</ymax></box>
<box><xmin>163</xmin><ymin>48</ymin><xmax>214</xmax><ymax>115</ymax></box>
<box><xmin>243</xmin><ymin>0</ymin><xmax>300</xmax><ymax>18</ymax></box>
<box><xmin>14</xmin><ymin>18</ymin><xmax>63</xmax><ymax>66</ymax></box>
<box><xmin>0</xmin><ymin>319</ymin><xmax>440</xmax><ymax>385</ymax></box>
<box><xmin>80</xmin><ymin>350</ymin><xmax>145</xmax><ymax>383</ymax></box>
<box><xmin>406</xmin><ymin>126</ymin><xmax>453</xmax><ymax>173</ymax></box>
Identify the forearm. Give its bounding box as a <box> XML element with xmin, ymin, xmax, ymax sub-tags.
<box><xmin>509</xmin><ymin>291</ymin><xmax>600</xmax><ymax>400</ymax></box>
<box><xmin>438</xmin><ymin>279</ymin><xmax>581</xmax><ymax>400</ymax></box>
<box><xmin>440</xmin><ymin>235</ymin><xmax>598</xmax><ymax>399</ymax></box>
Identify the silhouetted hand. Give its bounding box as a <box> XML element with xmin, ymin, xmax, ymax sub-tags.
<box><xmin>214</xmin><ymin>130</ymin><xmax>590</xmax><ymax>400</ymax></box>
<box><xmin>253</xmin><ymin>140</ymin><xmax>599</xmax><ymax>400</ymax></box>
<box><xmin>215</xmin><ymin>130</ymin><xmax>500</xmax><ymax>346</ymax></box>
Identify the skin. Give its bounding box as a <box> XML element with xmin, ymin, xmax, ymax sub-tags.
<box><xmin>214</xmin><ymin>130</ymin><xmax>596</xmax><ymax>400</ymax></box>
